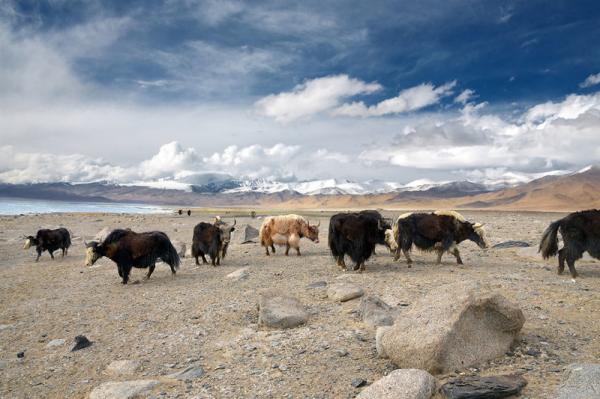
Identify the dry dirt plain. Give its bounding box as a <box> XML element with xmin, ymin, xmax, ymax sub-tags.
<box><xmin>1</xmin><ymin>210</ymin><xmax>600</xmax><ymax>398</ymax></box>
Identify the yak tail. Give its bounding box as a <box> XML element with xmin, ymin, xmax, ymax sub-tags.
<box><xmin>539</xmin><ymin>220</ymin><xmax>561</xmax><ymax>259</ymax></box>
<box><xmin>163</xmin><ymin>241</ymin><xmax>181</xmax><ymax>269</ymax></box>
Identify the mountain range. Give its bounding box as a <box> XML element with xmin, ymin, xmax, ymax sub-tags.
<box><xmin>1</xmin><ymin>166</ymin><xmax>599</xmax><ymax>212</ymax></box>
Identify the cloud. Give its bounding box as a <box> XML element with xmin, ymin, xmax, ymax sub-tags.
<box><xmin>255</xmin><ymin>74</ymin><xmax>381</xmax><ymax>122</ymax></box>
<box><xmin>332</xmin><ymin>81</ymin><xmax>456</xmax><ymax>117</ymax></box>
<box><xmin>580</xmin><ymin>72</ymin><xmax>600</xmax><ymax>88</ymax></box>
<box><xmin>360</xmin><ymin>91</ymin><xmax>600</xmax><ymax>172</ymax></box>
<box><xmin>454</xmin><ymin>89</ymin><xmax>476</xmax><ymax>104</ymax></box>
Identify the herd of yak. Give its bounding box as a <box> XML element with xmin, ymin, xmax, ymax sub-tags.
<box><xmin>21</xmin><ymin>209</ymin><xmax>600</xmax><ymax>284</ymax></box>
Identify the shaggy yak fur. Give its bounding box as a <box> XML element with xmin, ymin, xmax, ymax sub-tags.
<box><xmin>23</xmin><ymin>228</ymin><xmax>71</xmax><ymax>261</ymax></box>
<box><xmin>539</xmin><ymin>209</ymin><xmax>600</xmax><ymax>278</ymax></box>
<box><xmin>328</xmin><ymin>212</ymin><xmax>395</xmax><ymax>272</ymax></box>
<box><xmin>212</xmin><ymin>216</ymin><xmax>236</xmax><ymax>260</ymax></box>
<box><xmin>393</xmin><ymin>210</ymin><xmax>488</xmax><ymax>266</ymax></box>
<box><xmin>85</xmin><ymin>229</ymin><xmax>180</xmax><ymax>284</ymax></box>
<box><xmin>193</xmin><ymin>222</ymin><xmax>222</xmax><ymax>266</ymax></box>
<box><xmin>259</xmin><ymin>214</ymin><xmax>319</xmax><ymax>256</ymax></box>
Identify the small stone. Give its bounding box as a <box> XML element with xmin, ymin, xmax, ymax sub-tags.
<box><xmin>167</xmin><ymin>365</ymin><xmax>205</xmax><ymax>381</ymax></box>
<box><xmin>258</xmin><ymin>292</ymin><xmax>308</xmax><ymax>329</ymax></box>
<box><xmin>359</xmin><ymin>295</ymin><xmax>394</xmax><ymax>328</ymax></box>
<box><xmin>307</xmin><ymin>281</ymin><xmax>327</xmax><ymax>289</ymax></box>
<box><xmin>327</xmin><ymin>283</ymin><xmax>364</xmax><ymax>302</ymax></box>
<box><xmin>17</xmin><ymin>351</ymin><xmax>25</xmax><ymax>358</ymax></box>
<box><xmin>71</xmin><ymin>335</ymin><xmax>93</xmax><ymax>351</ymax></box>
<box><xmin>226</xmin><ymin>268</ymin><xmax>250</xmax><ymax>281</ymax></box>
<box><xmin>556</xmin><ymin>363</ymin><xmax>600</xmax><ymax>399</ymax></box>
<box><xmin>441</xmin><ymin>374</ymin><xmax>527</xmax><ymax>399</ymax></box>
<box><xmin>106</xmin><ymin>360</ymin><xmax>141</xmax><ymax>376</ymax></box>
<box><xmin>336</xmin><ymin>349</ymin><xmax>349</xmax><ymax>357</ymax></box>
<box><xmin>352</xmin><ymin>378</ymin><xmax>367</xmax><ymax>388</ymax></box>
<box><xmin>89</xmin><ymin>380</ymin><xmax>160</xmax><ymax>399</ymax></box>
<box><xmin>46</xmin><ymin>339</ymin><xmax>65</xmax><ymax>348</ymax></box>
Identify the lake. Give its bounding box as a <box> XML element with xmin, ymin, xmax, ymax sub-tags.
<box><xmin>0</xmin><ymin>197</ymin><xmax>172</xmax><ymax>215</ymax></box>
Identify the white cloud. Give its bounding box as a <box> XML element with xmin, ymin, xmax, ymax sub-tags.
<box><xmin>580</xmin><ymin>72</ymin><xmax>600</xmax><ymax>88</ymax></box>
<box><xmin>255</xmin><ymin>74</ymin><xmax>381</xmax><ymax>122</ymax></box>
<box><xmin>454</xmin><ymin>88</ymin><xmax>476</xmax><ymax>104</ymax></box>
<box><xmin>332</xmin><ymin>81</ymin><xmax>456</xmax><ymax>117</ymax></box>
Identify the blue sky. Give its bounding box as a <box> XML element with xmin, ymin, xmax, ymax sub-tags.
<box><xmin>2</xmin><ymin>0</ymin><xmax>600</xmax><ymax>186</ymax></box>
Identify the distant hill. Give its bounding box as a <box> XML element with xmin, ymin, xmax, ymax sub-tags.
<box><xmin>0</xmin><ymin>166</ymin><xmax>598</xmax><ymax>211</ymax></box>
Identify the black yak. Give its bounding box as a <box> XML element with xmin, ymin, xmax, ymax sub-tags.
<box><xmin>23</xmin><ymin>228</ymin><xmax>71</xmax><ymax>262</ymax></box>
<box><xmin>84</xmin><ymin>229</ymin><xmax>180</xmax><ymax>284</ymax></box>
<box><xmin>539</xmin><ymin>209</ymin><xmax>600</xmax><ymax>278</ymax></box>
<box><xmin>393</xmin><ymin>210</ymin><xmax>488</xmax><ymax>266</ymax></box>
<box><xmin>193</xmin><ymin>218</ymin><xmax>236</xmax><ymax>266</ymax></box>
<box><xmin>328</xmin><ymin>212</ymin><xmax>396</xmax><ymax>272</ymax></box>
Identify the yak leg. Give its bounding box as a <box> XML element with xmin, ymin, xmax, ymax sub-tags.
<box><xmin>117</xmin><ymin>264</ymin><xmax>123</xmax><ymax>278</ymax></box>
<box><xmin>195</xmin><ymin>256</ymin><xmax>200</xmax><ymax>266</ymax></box>
<box><xmin>558</xmin><ymin>249</ymin><xmax>566</xmax><ymax>275</ymax></box>
<box><xmin>296</xmin><ymin>247</ymin><xmax>301</xmax><ymax>256</ymax></box>
<box><xmin>49</xmin><ymin>250</ymin><xmax>55</xmax><ymax>260</ymax></box>
<box><xmin>336</xmin><ymin>255</ymin><xmax>347</xmax><ymax>271</ymax></box>
<box><xmin>566</xmin><ymin>257</ymin><xmax>578</xmax><ymax>278</ymax></box>
<box><xmin>201</xmin><ymin>254</ymin><xmax>208</xmax><ymax>264</ymax></box>
<box><xmin>271</xmin><ymin>244</ymin><xmax>276</xmax><ymax>253</ymax></box>
<box><xmin>61</xmin><ymin>248</ymin><xmax>66</xmax><ymax>257</ymax></box>
<box><xmin>450</xmin><ymin>245</ymin><xmax>463</xmax><ymax>265</ymax></box>
<box><xmin>215</xmin><ymin>253</ymin><xmax>220</xmax><ymax>266</ymax></box>
<box><xmin>35</xmin><ymin>249</ymin><xmax>42</xmax><ymax>262</ymax></box>
<box><xmin>121</xmin><ymin>264</ymin><xmax>132</xmax><ymax>284</ymax></box>
<box><xmin>146</xmin><ymin>264</ymin><xmax>155</xmax><ymax>280</ymax></box>
<box><xmin>285</xmin><ymin>243</ymin><xmax>290</xmax><ymax>256</ymax></box>
<box><xmin>358</xmin><ymin>262</ymin><xmax>365</xmax><ymax>273</ymax></box>
<box><xmin>403</xmin><ymin>249</ymin><xmax>413</xmax><ymax>267</ymax></box>
<box><xmin>265</xmin><ymin>245</ymin><xmax>270</xmax><ymax>256</ymax></box>
<box><xmin>436</xmin><ymin>250</ymin><xmax>444</xmax><ymax>264</ymax></box>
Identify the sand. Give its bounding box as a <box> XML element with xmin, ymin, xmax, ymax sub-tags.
<box><xmin>1</xmin><ymin>210</ymin><xmax>600</xmax><ymax>398</ymax></box>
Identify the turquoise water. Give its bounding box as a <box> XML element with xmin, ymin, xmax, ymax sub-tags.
<box><xmin>0</xmin><ymin>197</ymin><xmax>171</xmax><ymax>215</ymax></box>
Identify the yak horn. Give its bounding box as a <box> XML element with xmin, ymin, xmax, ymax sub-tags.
<box><xmin>316</xmin><ymin>220</ymin><xmax>320</xmax><ymax>227</ymax></box>
<box><xmin>473</xmin><ymin>222</ymin><xmax>484</xmax><ymax>228</ymax></box>
<box><xmin>232</xmin><ymin>218</ymin><xmax>236</xmax><ymax>227</ymax></box>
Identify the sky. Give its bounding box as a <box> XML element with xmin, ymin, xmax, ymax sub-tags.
<box><xmin>1</xmin><ymin>0</ymin><xmax>600</xmax><ymax>186</ymax></box>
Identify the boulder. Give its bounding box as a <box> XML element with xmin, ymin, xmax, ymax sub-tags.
<box><xmin>226</xmin><ymin>268</ymin><xmax>250</xmax><ymax>281</ymax></box>
<box><xmin>89</xmin><ymin>380</ymin><xmax>159</xmax><ymax>399</ymax></box>
<box><xmin>379</xmin><ymin>281</ymin><xmax>525</xmax><ymax>374</ymax></box>
<box><xmin>441</xmin><ymin>374</ymin><xmax>527</xmax><ymax>398</ymax></box>
<box><xmin>241</xmin><ymin>225</ymin><xmax>259</xmax><ymax>243</ymax></box>
<box><xmin>106</xmin><ymin>360</ymin><xmax>141</xmax><ymax>376</ymax></box>
<box><xmin>258</xmin><ymin>293</ymin><xmax>308</xmax><ymax>329</ymax></box>
<box><xmin>356</xmin><ymin>369</ymin><xmax>436</xmax><ymax>399</ymax></box>
<box><xmin>376</xmin><ymin>326</ymin><xmax>392</xmax><ymax>358</ymax></box>
<box><xmin>359</xmin><ymin>296</ymin><xmax>394</xmax><ymax>328</ymax></box>
<box><xmin>327</xmin><ymin>282</ymin><xmax>364</xmax><ymax>302</ymax></box>
<box><xmin>94</xmin><ymin>227</ymin><xmax>112</xmax><ymax>242</ymax></box>
<box><xmin>556</xmin><ymin>363</ymin><xmax>600</xmax><ymax>399</ymax></box>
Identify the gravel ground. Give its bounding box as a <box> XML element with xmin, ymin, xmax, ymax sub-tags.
<box><xmin>1</xmin><ymin>210</ymin><xmax>600</xmax><ymax>398</ymax></box>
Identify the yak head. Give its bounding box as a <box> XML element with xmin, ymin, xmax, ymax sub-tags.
<box><xmin>376</xmin><ymin>219</ymin><xmax>397</xmax><ymax>253</ymax></box>
<box><xmin>23</xmin><ymin>235</ymin><xmax>37</xmax><ymax>250</ymax></box>
<box><xmin>305</xmin><ymin>220</ymin><xmax>320</xmax><ymax>243</ymax></box>
<box><xmin>217</xmin><ymin>218</ymin><xmax>236</xmax><ymax>246</ymax></box>
<box><xmin>84</xmin><ymin>241</ymin><xmax>104</xmax><ymax>266</ymax></box>
<box><xmin>469</xmin><ymin>222</ymin><xmax>489</xmax><ymax>249</ymax></box>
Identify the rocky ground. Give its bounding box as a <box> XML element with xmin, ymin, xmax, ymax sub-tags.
<box><xmin>1</xmin><ymin>210</ymin><xmax>600</xmax><ymax>398</ymax></box>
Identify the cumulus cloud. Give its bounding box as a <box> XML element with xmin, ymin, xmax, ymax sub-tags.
<box><xmin>255</xmin><ymin>74</ymin><xmax>381</xmax><ymax>122</ymax></box>
<box><xmin>454</xmin><ymin>89</ymin><xmax>476</xmax><ymax>104</ymax></box>
<box><xmin>580</xmin><ymin>72</ymin><xmax>600</xmax><ymax>88</ymax></box>
<box><xmin>360</xmin><ymin>91</ymin><xmax>600</xmax><ymax>172</ymax></box>
<box><xmin>332</xmin><ymin>81</ymin><xmax>456</xmax><ymax>117</ymax></box>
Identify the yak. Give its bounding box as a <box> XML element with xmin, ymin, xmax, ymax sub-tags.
<box><xmin>192</xmin><ymin>217</ymin><xmax>236</xmax><ymax>266</ymax></box>
<box><xmin>84</xmin><ymin>229</ymin><xmax>180</xmax><ymax>284</ymax></box>
<box><xmin>259</xmin><ymin>214</ymin><xmax>319</xmax><ymax>256</ymax></box>
<box><xmin>539</xmin><ymin>209</ymin><xmax>600</xmax><ymax>278</ymax></box>
<box><xmin>393</xmin><ymin>210</ymin><xmax>488</xmax><ymax>266</ymax></box>
<box><xmin>328</xmin><ymin>212</ymin><xmax>396</xmax><ymax>272</ymax></box>
<box><xmin>23</xmin><ymin>228</ymin><xmax>71</xmax><ymax>262</ymax></box>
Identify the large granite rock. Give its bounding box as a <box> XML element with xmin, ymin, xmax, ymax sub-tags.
<box><xmin>356</xmin><ymin>369</ymin><xmax>436</xmax><ymax>399</ymax></box>
<box><xmin>241</xmin><ymin>225</ymin><xmax>259</xmax><ymax>243</ymax></box>
<box><xmin>258</xmin><ymin>293</ymin><xmax>308</xmax><ymax>329</ymax></box>
<box><xmin>327</xmin><ymin>282</ymin><xmax>364</xmax><ymax>302</ymax></box>
<box><xmin>379</xmin><ymin>281</ymin><xmax>525</xmax><ymax>374</ymax></box>
<box><xmin>556</xmin><ymin>363</ymin><xmax>600</xmax><ymax>399</ymax></box>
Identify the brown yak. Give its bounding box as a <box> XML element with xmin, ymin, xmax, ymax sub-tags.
<box><xmin>259</xmin><ymin>214</ymin><xmax>320</xmax><ymax>256</ymax></box>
